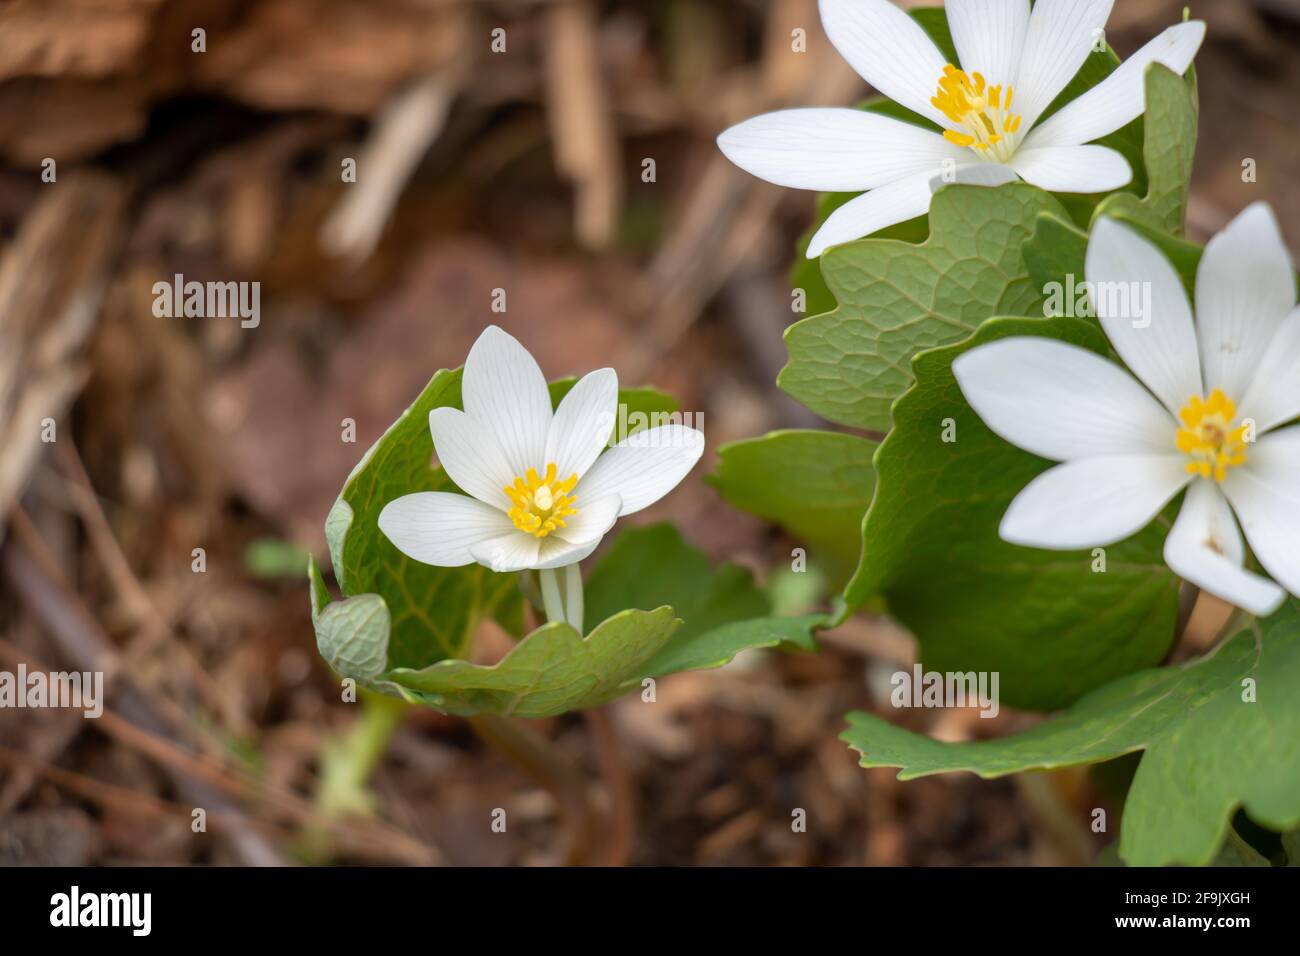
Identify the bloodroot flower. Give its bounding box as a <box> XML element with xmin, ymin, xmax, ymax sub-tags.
<box><xmin>954</xmin><ymin>203</ymin><xmax>1300</xmax><ymax>616</ymax></box>
<box><xmin>717</xmin><ymin>0</ymin><xmax>1204</xmax><ymax>256</ymax></box>
<box><xmin>378</xmin><ymin>326</ymin><xmax>704</xmax><ymax>575</ymax></box>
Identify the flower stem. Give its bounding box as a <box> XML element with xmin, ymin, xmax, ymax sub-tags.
<box><xmin>539</xmin><ymin>566</ymin><xmax>566</xmax><ymax>625</ymax></box>
<box><xmin>583</xmin><ymin>707</ymin><xmax>634</xmax><ymax>865</ymax></box>
<box><xmin>563</xmin><ymin>563</ymin><xmax>585</xmax><ymax>635</ymax></box>
<box><xmin>315</xmin><ymin>690</ymin><xmax>406</xmax><ymax>819</ymax></box>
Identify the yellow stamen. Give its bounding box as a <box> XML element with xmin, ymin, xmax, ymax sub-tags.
<box><xmin>1175</xmin><ymin>389</ymin><xmax>1249</xmax><ymax>483</ymax></box>
<box><xmin>931</xmin><ymin>64</ymin><xmax>1022</xmax><ymax>163</ymax></box>
<box><xmin>503</xmin><ymin>463</ymin><xmax>579</xmax><ymax>538</ymax></box>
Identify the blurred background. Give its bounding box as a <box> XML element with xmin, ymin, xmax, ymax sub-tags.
<box><xmin>0</xmin><ymin>0</ymin><xmax>1297</xmax><ymax>866</ymax></box>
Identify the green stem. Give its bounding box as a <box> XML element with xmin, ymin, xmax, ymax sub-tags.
<box><xmin>539</xmin><ymin>567</ymin><xmax>565</xmax><ymax>624</ymax></box>
<box><xmin>563</xmin><ymin>562</ymin><xmax>585</xmax><ymax>635</ymax></box>
<box><xmin>474</xmin><ymin>565</ymin><xmax>594</xmax><ymax>864</ymax></box>
<box><xmin>316</xmin><ymin>690</ymin><xmax>407</xmax><ymax>819</ymax></box>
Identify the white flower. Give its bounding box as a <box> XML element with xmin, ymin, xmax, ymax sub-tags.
<box><xmin>953</xmin><ymin>203</ymin><xmax>1300</xmax><ymax>617</ymax></box>
<box><xmin>379</xmin><ymin>326</ymin><xmax>705</xmax><ymax>574</ymax></box>
<box><xmin>717</xmin><ymin>0</ymin><xmax>1204</xmax><ymax>257</ymax></box>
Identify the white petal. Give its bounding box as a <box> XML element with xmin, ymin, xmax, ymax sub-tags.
<box><xmin>806</xmin><ymin>170</ymin><xmax>934</xmax><ymax>257</ymax></box>
<box><xmin>953</xmin><ymin>337</ymin><xmax>1174</xmax><ymax>461</ymax></box>
<box><xmin>1240</xmin><ymin>306</ymin><xmax>1300</xmax><ymax>433</ymax></box>
<box><xmin>531</xmin><ymin>495</ymin><xmax>624</xmax><ymax>570</ymax></box>
<box><xmin>470</xmin><ymin>532</ymin><xmax>541</xmax><ymax>573</ymax></box>
<box><xmin>1008</xmin><ymin>144</ymin><xmax>1131</xmax><ymax>193</ymax></box>
<box><xmin>461</xmin><ymin>326</ymin><xmax>552</xmax><ymax>479</ymax></box>
<box><xmin>429</xmin><ymin>407</ymin><xmax>514</xmax><ymax>510</ymax></box>
<box><xmin>1195</xmin><ymin>203</ymin><xmax>1297</xmax><ymax>402</ymax></box>
<box><xmin>717</xmin><ymin>108</ymin><xmax>967</xmax><ymax>192</ymax></box>
<box><xmin>1163</xmin><ymin>481</ymin><xmax>1284</xmax><ymax>616</ymax></box>
<box><xmin>555</xmin><ymin>493</ymin><xmax>622</xmax><ymax>546</ymax></box>
<box><xmin>1221</xmin><ymin>427</ymin><xmax>1300</xmax><ymax>602</ymax></box>
<box><xmin>948</xmin><ymin>0</ymin><xmax>1030</xmax><ymax>86</ymax></box>
<box><xmin>1025</xmin><ymin>21</ymin><xmax>1206</xmax><ymax>148</ymax></box>
<box><xmin>545</xmin><ymin>368</ymin><xmax>618</xmax><ymax>482</ymax></box>
<box><xmin>929</xmin><ymin>163</ymin><xmax>1019</xmax><ymax>190</ymax></box>
<box><xmin>1000</xmin><ymin>454</ymin><xmax>1189</xmax><ymax>549</ymax></box>
<box><xmin>1015</xmin><ymin>0</ymin><xmax>1115</xmax><ymax>131</ymax></box>
<box><xmin>534</xmin><ymin>536</ymin><xmax>604</xmax><ymax>571</ymax></box>
<box><xmin>378</xmin><ymin>492</ymin><xmax>517</xmax><ymax>567</ymax></box>
<box><xmin>576</xmin><ymin>424</ymin><xmax>705</xmax><ymax>516</ymax></box>
<box><xmin>818</xmin><ymin>0</ymin><xmax>951</xmax><ymax>127</ymax></box>
<box><xmin>1085</xmin><ymin>217</ymin><xmax>1202</xmax><ymax>415</ymax></box>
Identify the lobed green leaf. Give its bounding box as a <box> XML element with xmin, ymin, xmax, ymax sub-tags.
<box><xmin>1091</xmin><ymin>64</ymin><xmax>1198</xmax><ymax>236</ymax></box>
<box><xmin>781</xmin><ymin>184</ymin><xmax>1068</xmax><ymax>432</ymax></box>
<box><xmin>843</xmin><ymin>600</ymin><xmax>1300</xmax><ymax>867</ymax></box>
<box><xmin>844</xmin><ymin>316</ymin><xmax>1179</xmax><ymax>710</ymax></box>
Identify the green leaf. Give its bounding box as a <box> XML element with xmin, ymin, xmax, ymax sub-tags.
<box><xmin>310</xmin><ymin>556</ymin><xmax>390</xmax><ymax>682</ymax></box>
<box><xmin>1100</xmin><ymin>825</ymin><xmax>1272</xmax><ymax>867</ymax></box>
<box><xmin>1092</xmin><ymin>64</ymin><xmax>1198</xmax><ymax>236</ymax></box>
<box><xmin>1023</xmin><ymin>65</ymin><xmax>1200</xmax><ymax>302</ymax></box>
<box><xmin>316</xmin><ymin>367</ymin><xmax>682</xmax><ymax>672</ymax></box>
<box><xmin>386</xmin><ymin>608</ymin><xmax>680</xmax><ymax>718</ymax></box>
<box><xmin>585</xmin><ymin>523</ymin><xmax>768</xmax><ymax>633</ymax></box>
<box><xmin>1211</xmin><ymin>829</ymin><xmax>1272</xmax><ymax>868</ymax></box>
<box><xmin>586</xmin><ymin>523</ymin><xmax>821</xmax><ymax>679</ymax></box>
<box><xmin>640</xmin><ymin>614</ymin><xmax>822</xmax><ymax>676</ymax></box>
<box><xmin>709</xmin><ymin>430</ymin><xmax>877</xmax><ymax>583</ymax></box>
<box><xmin>844</xmin><ymin>316</ymin><xmax>1179</xmax><ymax>710</ymax></box>
<box><xmin>781</xmin><ymin>184</ymin><xmax>1068</xmax><ymax>431</ymax></box>
<box><xmin>383</xmin><ymin>521</ymin><xmax>825</xmax><ymax>719</ymax></box>
<box><xmin>1023</xmin><ymin>211</ymin><xmax>1090</xmax><ymax>301</ymax></box>
<box><xmin>843</xmin><ymin>599</ymin><xmax>1300</xmax><ymax>867</ymax></box>
<box><xmin>789</xmin><ymin>158</ymin><xmax>929</xmax><ymax>319</ymax></box>
<box><xmin>324</xmin><ymin>368</ymin><xmax>519</xmax><ymax>669</ymax></box>
<box><xmin>1026</xmin><ymin>211</ymin><xmax>1206</xmax><ymax>320</ymax></box>
<box><xmin>585</xmin><ymin>523</ymin><xmax>821</xmax><ymax>669</ymax></box>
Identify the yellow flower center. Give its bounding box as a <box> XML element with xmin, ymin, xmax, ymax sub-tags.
<box><xmin>1176</xmin><ymin>389</ymin><xmax>1249</xmax><ymax>482</ymax></box>
<box><xmin>504</xmin><ymin>462</ymin><xmax>578</xmax><ymax>538</ymax></box>
<box><xmin>932</xmin><ymin>65</ymin><xmax>1022</xmax><ymax>163</ymax></box>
